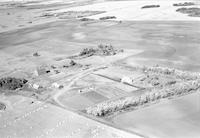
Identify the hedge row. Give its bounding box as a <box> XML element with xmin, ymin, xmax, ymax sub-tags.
<box><xmin>139</xmin><ymin>66</ymin><xmax>200</xmax><ymax>80</ymax></box>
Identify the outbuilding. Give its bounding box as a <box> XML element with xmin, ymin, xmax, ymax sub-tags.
<box><xmin>121</xmin><ymin>76</ymin><xmax>133</xmax><ymax>84</ymax></box>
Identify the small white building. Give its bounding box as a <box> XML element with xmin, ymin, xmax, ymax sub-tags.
<box><xmin>32</xmin><ymin>84</ymin><xmax>42</xmax><ymax>90</ymax></box>
<box><xmin>121</xmin><ymin>76</ymin><xmax>133</xmax><ymax>84</ymax></box>
<box><xmin>51</xmin><ymin>83</ymin><xmax>63</xmax><ymax>89</ymax></box>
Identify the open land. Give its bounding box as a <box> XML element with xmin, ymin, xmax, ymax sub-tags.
<box><xmin>0</xmin><ymin>0</ymin><xmax>200</xmax><ymax>138</ymax></box>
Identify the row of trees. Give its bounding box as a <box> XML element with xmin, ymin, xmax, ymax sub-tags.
<box><xmin>0</xmin><ymin>77</ymin><xmax>28</xmax><ymax>90</ymax></box>
<box><xmin>99</xmin><ymin>16</ymin><xmax>116</xmax><ymax>20</ymax></box>
<box><xmin>79</xmin><ymin>44</ymin><xmax>123</xmax><ymax>57</ymax></box>
<box><xmin>139</xmin><ymin>66</ymin><xmax>200</xmax><ymax>80</ymax></box>
<box><xmin>79</xmin><ymin>48</ymin><xmax>96</xmax><ymax>57</ymax></box>
<box><xmin>176</xmin><ymin>8</ymin><xmax>200</xmax><ymax>17</ymax></box>
<box><xmin>141</xmin><ymin>5</ymin><xmax>160</xmax><ymax>9</ymax></box>
<box><xmin>173</xmin><ymin>2</ymin><xmax>195</xmax><ymax>7</ymax></box>
<box><xmin>86</xmin><ymin>80</ymin><xmax>200</xmax><ymax>116</ymax></box>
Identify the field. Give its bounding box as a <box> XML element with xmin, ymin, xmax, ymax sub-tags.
<box><xmin>0</xmin><ymin>95</ymin><xmax>135</xmax><ymax>138</ymax></box>
<box><xmin>52</xmin><ymin>0</ymin><xmax>200</xmax><ymax>21</ymax></box>
<box><xmin>112</xmin><ymin>92</ymin><xmax>200</xmax><ymax>138</ymax></box>
<box><xmin>0</xmin><ymin>0</ymin><xmax>200</xmax><ymax>138</ymax></box>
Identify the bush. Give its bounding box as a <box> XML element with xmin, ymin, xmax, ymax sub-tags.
<box><xmin>70</xmin><ymin>60</ymin><xmax>76</xmax><ymax>66</ymax></box>
<box><xmin>0</xmin><ymin>77</ymin><xmax>28</xmax><ymax>90</ymax></box>
<box><xmin>33</xmin><ymin>52</ymin><xmax>40</xmax><ymax>57</ymax></box>
<box><xmin>0</xmin><ymin>102</ymin><xmax>6</xmax><ymax>110</ymax></box>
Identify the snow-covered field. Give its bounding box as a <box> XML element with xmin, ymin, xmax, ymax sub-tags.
<box><xmin>113</xmin><ymin>92</ymin><xmax>200</xmax><ymax>138</ymax></box>
<box><xmin>0</xmin><ymin>0</ymin><xmax>74</xmax><ymax>4</ymax></box>
<box><xmin>51</xmin><ymin>0</ymin><xmax>200</xmax><ymax>20</ymax></box>
<box><xmin>0</xmin><ymin>0</ymin><xmax>41</xmax><ymax>2</ymax></box>
<box><xmin>0</xmin><ymin>95</ymin><xmax>138</xmax><ymax>138</ymax></box>
<box><xmin>0</xmin><ymin>0</ymin><xmax>200</xmax><ymax>138</ymax></box>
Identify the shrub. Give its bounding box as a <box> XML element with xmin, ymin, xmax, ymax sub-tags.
<box><xmin>0</xmin><ymin>102</ymin><xmax>6</xmax><ymax>110</ymax></box>
<box><xmin>70</xmin><ymin>60</ymin><xmax>76</xmax><ymax>66</ymax></box>
<box><xmin>33</xmin><ymin>52</ymin><xmax>40</xmax><ymax>57</ymax></box>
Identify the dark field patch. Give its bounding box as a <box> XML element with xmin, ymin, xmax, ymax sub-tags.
<box><xmin>0</xmin><ymin>102</ymin><xmax>6</xmax><ymax>111</ymax></box>
<box><xmin>141</xmin><ymin>5</ymin><xmax>160</xmax><ymax>9</ymax></box>
<box><xmin>176</xmin><ymin>7</ymin><xmax>200</xmax><ymax>17</ymax></box>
